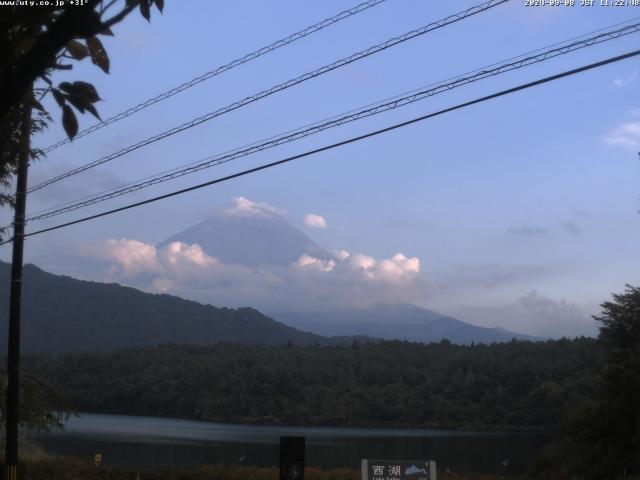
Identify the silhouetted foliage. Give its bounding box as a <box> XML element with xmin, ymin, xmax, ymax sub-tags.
<box><xmin>0</xmin><ymin>0</ymin><xmax>164</xmax><ymax>239</ymax></box>
<box><xmin>531</xmin><ymin>285</ymin><xmax>640</xmax><ymax>478</ymax></box>
<box><xmin>22</xmin><ymin>338</ymin><xmax>599</xmax><ymax>431</ymax></box>
<box><xmin>0</xmin><ymin>367</ymin><xmax>70</xmax><ymax>433</ymax></box>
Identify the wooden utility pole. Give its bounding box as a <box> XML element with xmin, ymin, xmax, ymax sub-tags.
<box><xmin>4</xmin><ymin>101</ymin><xmax>32</xmax><ymax>480</ymax></box>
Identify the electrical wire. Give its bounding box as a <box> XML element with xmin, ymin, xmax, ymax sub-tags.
<box><xmin>27</xmin><ymin>0</ymin><xmax>508</xmax><ymax>194</ymax></box>
<box><xmin>23</xmin><ymin>19</ymin><xmax>640</xmax><ymax>223</ymax></box>
<box><xmin>25</xmin><ymin>15</ymin><xmax>640</xmax><ymax>220</ymax></box>
<box><xmin>1</xmin><ymin>47</ymin><xmax>636</xmax><ymax>245</ymax></box>
<box><xmin>40</xmin><ymin>0</ymin><xmax>391</xmax><ymax>154</ymax></box>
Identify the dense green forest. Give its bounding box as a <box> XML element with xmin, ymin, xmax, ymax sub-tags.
<box><xmin>24</xmin><ymin>338</ymin><xmax>599</xmax><ymax>431</ymax></box>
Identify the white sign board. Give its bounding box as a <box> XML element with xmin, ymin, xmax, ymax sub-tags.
<box><xmin>361</xmin><ymin>459</ymin><xmax>436</xmax><ymax>480</ymax></box>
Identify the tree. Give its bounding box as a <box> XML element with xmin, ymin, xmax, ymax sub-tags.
<box><xmin>0</xmin><ymin>0</ymin><xmax>164</xmax><ymax>239</ymax></box>
<box><xmin>0</xmin><ymin>367</ymin><xmax>71</xmax><ymax>433</ymax></box>
<box><xmin>590</xmin><ymin>285</ymin><xmax>640</xmax><ymax>475</ymax></box>
<box><xmin>534</xmin><ymin>285</ymin><xmax>640</xmax><ymax>478</ymax></box>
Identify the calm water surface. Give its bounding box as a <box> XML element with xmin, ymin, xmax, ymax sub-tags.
<box><xmin>32</xmin><ymin>413</ymin><xmax>554</xmax><ymax>474</ymax></box>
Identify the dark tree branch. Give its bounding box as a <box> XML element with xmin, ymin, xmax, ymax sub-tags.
<box><xmin>101</xmin><ymin>4</ymin><xmax>136</xmax><ymax>29</ymax></box>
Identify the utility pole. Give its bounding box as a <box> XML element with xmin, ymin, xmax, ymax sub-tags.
<box><xmin>4</xmin><ymin>100</ymin><xmax>32</xmax><ymax>480</ymax></box>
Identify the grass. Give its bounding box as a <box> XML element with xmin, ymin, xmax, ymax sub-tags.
<box><xmin>14</xmin><ymin>457</ymin><xmax>531</xmax><ymax>480</ymax></box>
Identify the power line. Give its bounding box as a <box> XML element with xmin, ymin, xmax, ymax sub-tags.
<box><xmin>4</xmin><ymin>48</ymin><xmax>637</xmax><ymax>245</ymax></box>
<box><xmin>40</xmin><ymin>0</ymin><xmax>390</xmax><ymax>154</ymax></box>
<box><xmin>24</xmin><ymin>20</ymin><xmax>640</xmax><ymax>223</ymax></box>
<box><xmin>27</xmin><ymin>0</ymin><xmax>508</xmax><ymax>194</ymax></box>
<box><xmin>25</xmin><ymin>15</ymin><xmax>640</xmax><ymax>220</ymax></box>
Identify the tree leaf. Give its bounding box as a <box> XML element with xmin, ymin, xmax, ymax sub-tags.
<box><xmin>87</xmin><ymin>36</ymin><xmax>110</xmax><ymax>74</ymax></box>
<box><xmin>32</xmin><ymin>99</ymin><xmax>46</xmax><ymax>113</ymax></box>
<box><xmin>139</xmin><ymin>0</ymin><xmax>151</xmax><ymax>21</ymax></box>
<box><xmin>73</xmin><ymin>10</ymin><xmax>103</xmax><ymax>38</ymax></box>
<box><xmin>66</xmin><ymin>39</ymin><xmax>89</xmax><ymax>60</ymax></box>
<box><xmin>99</xmin><ymin>25</ymin><xmax>114</xmax><ymax>36</ymax></box>
<box><xmin>71</xmin><ymin>81</ymin><xmax>100</xmax><ymax>103</ymax></box>
<box><xmin>65</xmin><ymin>95</ymin><xmax>86</xmax><ymax>114</ymax></box>
<box><xmin>85</xmin><ymin>103</ymin><xmax>101</xmax><ymax>121</ymax></box>
<box><xmin>155</xmin><ymin>0</ymin><xmax>164</xmax><ymax>13</ymax></box>
<box><xmin>62</xmin><ymin>104</ymin><xmax>78</xmax><ymax>139</ymax></box>
<box><xmin>51</xmin><ymin>88</ymin><xmax>66</xmax><ymax>107</ymax></box>
<box><xmin>59</xmin><ymin>82</ymin><xmax>73</xmax><ymax>94</ymax></box>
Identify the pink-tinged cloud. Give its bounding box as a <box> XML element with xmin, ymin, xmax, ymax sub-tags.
<box><xmin>82</xmin><ymin>238</ymin><xmax>161</xmax><ymax>276</ymax></box>
<box><xmin>81</xmin><ymin>239</ymin><xmax>425</xmax><ymax>310</ymax></box>
<box><xmin>303</xmin><ymin>214</ymin><xmax>327</xmax><ymax>229</ymax></box>
<box><xmin>223</xmin><ymin>196</ymin><xmax>285</xmax><ymax>218</ymax></box>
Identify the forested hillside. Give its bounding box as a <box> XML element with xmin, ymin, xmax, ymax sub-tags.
<box><xmin>24</xmin><ymin>338</ymin><xmax>599</xmax><ymax>430</ymax></box>
<box><xmin>0</xmin><ymin>262</ymin><xmax>364</xmax><ymax>352</ymax></box>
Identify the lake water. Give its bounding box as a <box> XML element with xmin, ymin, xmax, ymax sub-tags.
<box><xmin>32</xmin><ymin>413</ymin><xmax>554</xmax><ymax>475</ymax></box>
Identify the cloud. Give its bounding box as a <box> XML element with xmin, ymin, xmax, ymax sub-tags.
<box><xmin>613</xmin><ymin>69</ymin><xmax>638</xmax><ymax>88</ymax></box>
<box><xmin>79</xmin><ymin>238</ymin><xmax>424</xmax><ymax>311</ymax></box>
<box><xmin>303</xmin><ymin>213</ymin><xmax>327</xmax><ymax>229</ymax></box>
<box><xmin>305</xmin><ymin>251</ymin><xmax>420</xmax><ymax>285</ymax></box>
<box><xmin>605</xmin><ymin>121</ymin><xmax>640</xmax><ymax>150</ymax></box>
<box><xmin>561</xmin><ymin>221</ymin><xmax>582</xmax><ymax>236</ymax></box>
<box><xmin>335</xmin><ymin>250</ymin><xmax>350</xmax><ymax>261</ymax></box>
<box><xmin>518</xmin><ymin>290</ymin><xmax>583</xmax><ymax>321</ymax></box>
<box><xmin>506</xmin><ymin>226</ymin><xmax>548</xmax><ymax>236</ymax></box>
<box><xmin>23</xmin><ymin>162</ymin><xmax>125</xmax><ymax>209</ymax></box>
<box><xmin>296</xmin><ymin>254</ymin><xmax>335</xmax><ymax>272</ymax></box>
<box><xmin>448</xmin><ymin>290</ymin><xmax>596</xmax><ymax>338</ymax></box>
<box><xmin>164</xmin><ymin>241</ymin><xmax>216</xmax><ymax>268</ymax></box>
<box><xmin>82</xmin><ymin>239</ymin><xmax>161</xmax><ymax>276</ymax></box>
<box><xmin>434</xmin><ymin>264</ymin><xmax>554</xmax><ymax>294</ymax></box>
<box><xmin>223</xmin><ymin>196</ymin><xmax>285</xmax><ymax>218</ymax></box>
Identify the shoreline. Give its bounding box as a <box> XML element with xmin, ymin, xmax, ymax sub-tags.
<box><xmin>48</xmin><ymin>411</ymin><xmax>559</xmax><ymax>435</ymax></box>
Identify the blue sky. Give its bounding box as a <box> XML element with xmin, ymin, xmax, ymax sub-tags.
<box><xmin>2</xmin><ymin>0</ymin><xmax>639</xmax><ymax>336</ymax></box>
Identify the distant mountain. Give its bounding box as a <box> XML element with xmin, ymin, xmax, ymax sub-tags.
<box><xmin>158</xmin><ymin>213</ymin><xmax>332</xmax><ymax>267</ymax></box>
<box><xmin>0</xmin><ymin>262</ymin><xmax>366</xmax><ymax>353</ymax></box>
<box><xmin>271</xmin><ymin>303</ymin><xmax>540</xmax><ymax>344</ymax></box>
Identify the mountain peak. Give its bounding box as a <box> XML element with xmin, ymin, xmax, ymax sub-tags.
<box><xmin>157</xmin><ymin>209</ymin><xmax>332</xmax><ymax>268</ymax></box>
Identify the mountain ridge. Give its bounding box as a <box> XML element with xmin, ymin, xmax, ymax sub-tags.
<box><xmin>0</xmin><ymin>261</ymin><xmax>369</xmax><ymax>353</ymax></box>
<box><xmin>271</xmin><ymin>303</ymin><xmax>540</xmax><ymax>344</ymax></box>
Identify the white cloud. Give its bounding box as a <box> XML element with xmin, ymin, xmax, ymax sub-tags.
<box><xmin>296</xmin><ymin>254</ymin><xmax>335</xmax><ymax>272</ymax></box>
<box><xmin>335</xmin><ymin>250</ymin><xmax>350</xmax><ymax>261</ymax></box>
<box><xmin>377</xmin><ymin>253</ymin><xmax>421</xmax><ymax>284</ymax></box>
<box><xmin>164</xmin><ymin>241</ymin><xmax>216</xmax><ymax>268</ymax></box>
<box><xmin>223</xmin><ymin>196</ymin><xmax>285</xmax><ymax>218</ymax></box>
<box><xmin>349</xmin><ymin>253</ymin><xmax>376</xmax><ymax>271</ymax></box>
<box><xmin>605</xmin><ymin>121</ymin><xmax>640</xmax><ymax>150</ymax></box>
<box><xmin>303</xmin><ymin>213</ymin><xmax>327</xmax><ymax>229</ymax></box>
<box><xmin>80</xmin><ymin>239</ymin><xmax>424</xmax><ymax>311</ymax></box>
<box><xmin>82</xmin><ymin>239</ymin><xmax>161</xmax><ymax>276</ymax></box>
<box><xmin>613</xmin><ymin>69</ymin><xmax>638</xmax><ymax>88</ymax></box>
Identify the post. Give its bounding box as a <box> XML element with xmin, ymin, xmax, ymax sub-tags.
<box><xmin>4</xmin><ymin>101</ymin><xmax>32</xmax><ymax>480</ymax></box>
<box><xmin>279</xmin><ymin>436</ymin><xmax>305</xmax><ymax>480</ymax></box>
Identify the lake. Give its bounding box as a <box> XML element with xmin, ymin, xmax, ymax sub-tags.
<box><xmin>32</xmin><ymin>413</ymin><xmax>554</xmax><ymax>475</ymax></box>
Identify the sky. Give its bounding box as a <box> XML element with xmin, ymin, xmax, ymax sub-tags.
<box><xmin>2</xmin><ymin>0</ymin><xmax>640</xmax><ymax>337</ymax></box>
